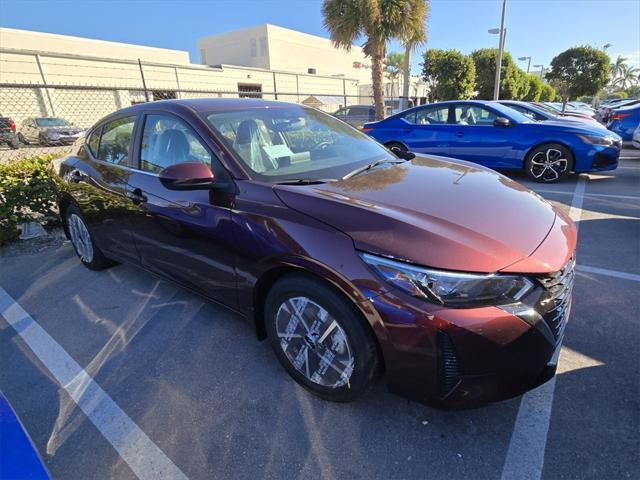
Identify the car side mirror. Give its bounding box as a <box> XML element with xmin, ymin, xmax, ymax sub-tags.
<box><xmin>159</xmin><ymin>162</ymin><xmax>214</xmax><ymax>190</ymax></box>
<box><xmin>493</xmin><ymin>117</ymin><xmax>511</xmax><ymax>127</ymax></box>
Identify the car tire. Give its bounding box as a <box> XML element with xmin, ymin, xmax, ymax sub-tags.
<box><xmin>386</xmin><ymin>141</ymin><xmax>408</xmax><ymax>154</ymax></box>
<box><xmin>65</xmin><ymin>205</ymin><xmax>115</xmax><ymax>270</ymax></box>
<box><xmin>8</xmin><ymin>138</ymin><xmax>20</xmax><ymax>149</ymax></box>
<box><xmin>264</xmin><ymin>273</ymin><xmax>380</xmax><ymax>402</ymax></box>
<box><xmin>18</xmin><ymin>133</ymin><xmax>28</xmax><ymax>145</ymax></box>
<box><xmin>525</xmin><ymin>143</ymin><xmax>573</xmax><ymax>183</ymax></box>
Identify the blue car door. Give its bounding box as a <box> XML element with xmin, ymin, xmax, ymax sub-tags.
<box><xmin>449</xmin><ymin>104</ymin><xmax>517</xmax><ymax>168</ymax></box>
<box><xmin>398</xmin><ymin>104</ymin><xmax>454</xmax><ymax>156</ymax></box>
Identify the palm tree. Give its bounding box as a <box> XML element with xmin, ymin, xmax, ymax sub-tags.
<box><xmin>322</xmin><ymin>0</ymin><xmax>429</xmax><ymax>120</ymax></box>
<box><xmin>614</xmin><ymin>64</ymin><xmax>639</xmax><ymax>90</ymax></box>
<box><xmin>610</xmin><ymin>55</ymin><xmax>628</xmax><ymax>79</ymax></box>
<box><xmin>385</xmin><ymin>52</ymin><xmax>405</xmax><ymax>97</ymax></box>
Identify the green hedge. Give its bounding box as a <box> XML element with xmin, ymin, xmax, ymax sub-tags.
<box><xmin>0</xmin><ymin>155</ymin><xmax>59</xmax><ymax>246</ymax></box>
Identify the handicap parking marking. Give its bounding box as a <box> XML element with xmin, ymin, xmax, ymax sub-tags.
<box><xmin>501</xmin><ymin>175</ymin><xmax>587</xmax><ymax>480</ymax></box>
<box><xmin>0</xmin><ymin>287</ymin><xmax>189</xmax><ymax>480</ymax></box>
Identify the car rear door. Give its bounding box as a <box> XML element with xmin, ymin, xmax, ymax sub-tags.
<box><xmin>124</xmin><ymin>111</ymin><xmax>237</xmax><ymax>308</ymax></box>
<box><xmin>448</xmin><ymin>104</ymin><xmax>517</xmax><ymax>168</ymax></box>
<box><xmin>65</xmin><ymin>115</ymin><xmax>140</xmax><ymax>262</ymax></box>
<box><xmin>396</xmin><ymin>104</ymin><xmax>454</xmax><ymax>155</ymax></box>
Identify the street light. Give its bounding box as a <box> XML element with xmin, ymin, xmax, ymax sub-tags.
<box><xmin>489</xmin><ymin>0</ymin><xmax>507</xmax><ymax>100</ymax></box>
<box><xmin>518</xmin><ymin>56</ymin><xmax>532</xmax><ymax>73</ymax></box>
<box><xmin>533</xmin><ymin>64</ymin><xmax>545</xmax><ymax>79</ymax></box>
<box><xmin>602</xmin><ymin>43</ymin><xmax>612</xmax><ymax>51</ymax></box>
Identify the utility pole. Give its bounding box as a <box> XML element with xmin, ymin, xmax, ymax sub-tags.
<box><xmin>493</xmin><ymin>0</ymin><xmax>507</xmax><ymax>100</ymax></box>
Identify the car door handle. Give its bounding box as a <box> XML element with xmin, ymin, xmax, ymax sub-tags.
<box><xmin>126</xmin><ymin>188</ymin><xmax>148</xmax><ymax>205</ymax></box>
<box><xmin>455</xmin><ymin>132</ymin><xmax>465</xmax><ymax>137</ymax></box>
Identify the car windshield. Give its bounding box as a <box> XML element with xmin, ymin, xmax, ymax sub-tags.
<box><xmin>36</xmin><ymin>118</ymin><xmax>70</xmax><ymax>127</ymax></box>
<box><xmin>488</xmin><ymin>102</ymin><xmax>533</xmax><ymax>123</ymax></box>
<box><xmin>204</xmin><ymin>105</ymin><xmax>394</xmax><ymax>182</ymax></box>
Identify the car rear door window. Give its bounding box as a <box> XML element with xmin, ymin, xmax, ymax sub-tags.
<box><xmin>87</xmin><ymin>127</ymin><xmax>101</xmax><ymax>157</ymax></box>
<box><xmin>403</xmin><ymin>106</ymin><xmax>450</xmax><ymax>125</ymax></box>
<box><xmin>453</xmin><ymin>105</ymin><xmax>497</xmax><ymax>125</ymax></box>
<box><xmin>96</xmin><ymin>116</ymin><xmax>135</xmax><ymax>165</ymax></box>
<box><xmin>139</xmin><ymin>114</ymin><xmax>212</xmax><ymax>173</ymax></box>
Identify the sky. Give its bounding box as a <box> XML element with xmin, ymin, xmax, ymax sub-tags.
<box><xmin>1</xmin><ymin>0</ymin><xmax>639</xmax><ymax>75</ymax></box>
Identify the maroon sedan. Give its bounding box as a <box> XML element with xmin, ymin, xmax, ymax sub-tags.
<box><xmin>53</xmin><ymin>99</ymin><xmax>576</xmax><ymax>408</ymax></box>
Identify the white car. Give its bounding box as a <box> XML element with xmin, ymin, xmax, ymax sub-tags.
<box><xmin>632</xmin><ymin>124</ymin><xmax>640</xmax><ymax>149</ymax></box>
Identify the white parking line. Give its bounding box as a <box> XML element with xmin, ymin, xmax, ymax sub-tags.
<box><xmin>0</xmin><ymin>287</ymin><xmax>188</xmax><ymax>480</ymax></box>
<box><xmin>501</xmin><ymin>175</ymin><xmax>586</xmax><ymax>480</ymax></box>
<box><xmin>533</xmin><ymin>190</ymin><xmax>640</xmax><ymax>201</ymax></box>
<box><xmin>577</xmin><ymin>264</ymin><xmax>640</xmax><ymax>282</ymax></box>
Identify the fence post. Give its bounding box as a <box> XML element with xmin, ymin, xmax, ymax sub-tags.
<box><xmin>174</xmin><ymin>67</ymin><xmax>181</xmax><ymax>99</ymax></box>
<box><xmin>296</xmin><ymin>74</ymin><xmax>300</xmax><ymax>103</ymax></box>
<box><xmin>272</xmin><ymin>72</ymin><xmax>278</xmax><ymax>100</ymax></box>
<box><xmin>35</xmin><ymin>54</ymin><xmax>56</xmax><ymax>116</ymax></box>
<box><xmin>342</xmin><ymin>78</ymin><xmax>347</xmax><ymax>109</ymax></box>
<box><xmin>138</xmin><ymin>59</ymin><xmax>150</xmax><ymax>102</ymax></box>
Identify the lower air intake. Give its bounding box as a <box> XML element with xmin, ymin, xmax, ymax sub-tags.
<box><xmin>438</xmin><ymin>331</ymin><xmax>462</xmax><ymax>398</ymax></box>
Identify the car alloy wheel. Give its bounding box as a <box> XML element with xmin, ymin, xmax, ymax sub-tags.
<box><xmin>529</xmin><ymin>148</ymin><xmax>569</xmax><ymax>182</ymax></box>
<box><xmin>275</xmin><ymin>296</ymin><xmax>354</xmax><ymax>388</ymax></box>
<box><xmin>68</xmin><ymin>213</ymin><xmax>94</xmax><ymax>263</ymax></box>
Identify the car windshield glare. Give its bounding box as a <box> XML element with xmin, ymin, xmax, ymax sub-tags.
<box><xmin>36</xmin><ymin>118</ymin><xmax>70</xmax><ymax>127</ymax></box>
<box><xmin>203</xmin><ymin>105</ymin><xmax>394</xmax><ymax>182</ymax></box>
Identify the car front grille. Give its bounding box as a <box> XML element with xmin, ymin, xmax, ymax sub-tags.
<box><xmin>536</xmin><ymin>255</ymin><xmax>576</xmax><ymax>341</ymax></box>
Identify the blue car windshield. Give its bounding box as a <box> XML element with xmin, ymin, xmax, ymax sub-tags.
<box><xmin>489</xmin><ymin>103</ymin><xmax>533</xmax><ymax>123</ymax></box>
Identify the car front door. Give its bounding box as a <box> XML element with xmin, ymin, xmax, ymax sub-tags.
<box><xmin>66</xmin><ymin>115</ymin><xmax>140</xmax><ymax>262</ymax></box>
<box><xmin>449</xmin><ymin>104</ymin><xmax>517</xmax><ymax>168</ymax></box>
<box><xmin>125</xmin><ymin>112</ymin><xmax>237</xmax><ymax>307</ymax></box>
<box><xmin>397</xmin><ymin>105</ymin><xmax>453</xmax><ymax>155</ymax></box>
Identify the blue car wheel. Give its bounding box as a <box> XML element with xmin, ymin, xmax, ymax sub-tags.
<box><xmin>525</xmin><ymin>143</ymin><xmax>573</xmax><ymax>183</ymax></box>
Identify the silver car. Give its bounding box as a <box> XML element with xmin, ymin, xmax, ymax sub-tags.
<box><xmin>18</xmin><ymin>117</ymin><xmax>83</xmax><ymax>146</ymax></box>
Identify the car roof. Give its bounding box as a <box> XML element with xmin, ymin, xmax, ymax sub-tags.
<box><xmin>117</xmin><ymin>98</ymin><xmax>302</xmax><ymax>117</ymax></box>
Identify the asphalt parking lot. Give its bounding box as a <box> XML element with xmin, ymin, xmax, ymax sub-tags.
<box><xmin>1</xmin><ymin>148</ymin><xmax>638</xmax><ymax>480</ymax></box>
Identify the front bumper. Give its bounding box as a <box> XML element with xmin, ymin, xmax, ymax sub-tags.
<box><xmin>575</xmin><ymin>143</ymin><xmax>620</xmax><ymax>173</ymax></box>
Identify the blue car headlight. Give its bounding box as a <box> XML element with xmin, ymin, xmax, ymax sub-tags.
<box><xmin>360</xmin><ymin>252</ymin><xmax>534</xmax><ymax>308</ymax></box>
<box><xmin>577</xmin><ymin>134</ymin><xmax>615</xmax><ymax>146</ymax></box>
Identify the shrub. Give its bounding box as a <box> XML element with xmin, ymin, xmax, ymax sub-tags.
<box><xmin>422</xmin><ymin>49</ymin><xmax>476</xmax><ymax>101</ymax></box>
<box><xmin>0</xmin><ymin>155</ymin><xmax>59</xmax><ymax>246</ymax></box>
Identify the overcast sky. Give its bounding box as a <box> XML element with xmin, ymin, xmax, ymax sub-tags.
<box><xmin>1</xmin><ymin>0</ymin><xmax>638</xmax><ymax>74</ymax></box>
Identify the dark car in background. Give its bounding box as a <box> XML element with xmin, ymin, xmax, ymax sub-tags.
<box><xmin>363</xmin><ymin>100</ymin><xmax>621</xmax><ymax>182</ymax></box>
<box><xmin>18</xmin><ymin>117</ymin><xmax>83</xmax><ymax>146</ymax></box>
<box><xmin>0</xmin><ymin>114</ymin><xmax>20</xmax><ymax>149</ymax></box>
<box><xmin>332</xmin><ymin>105</ymin><xmax>375</xmax><ymax>128</ymax></box>
<box><xmin>499</xmin><ymin>100</ymin><xmax>603</xmax><ymax>127</ymax></box>
<box><xmin>52</xmin><ymin>98</ymin><xmax>576</xmax><ymax>408</ymax></box>
<box><xmin>607</xmin><ymin>103</ymin><xmax>640</xmax><ymax>141</ymax></box>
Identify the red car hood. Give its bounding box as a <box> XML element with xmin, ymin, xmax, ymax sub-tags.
<box><xmin>274</xmin><ymin>155</ymin><xmax>575</xmax><ymax>273</ymax></box>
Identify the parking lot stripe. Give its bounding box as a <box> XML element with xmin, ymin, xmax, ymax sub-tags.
<box><xmin>501</xmin><ymin>176</ymin><xmax>587</xmax><ymax>480</ymax></box>
<box><xmin>0</xmin><ymin>287</ymin><xmax>189</xmax><ymax>480</ymax></box>
<box><xmin>532</xmin><ymin>190</ymin><xmax>640</xmax><ymax>201</ymax></box>
<box><xmin>577</xmin><ymin>265</ymin><xmax>640</xmax><ymax>282</ymax></box>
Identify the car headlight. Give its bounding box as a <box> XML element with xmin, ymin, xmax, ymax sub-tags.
<box><xmin>360</xmin><ymin>252</ymin><xmax>534</xmax><ymax>308</ymax></box>
<box><xmin>577</xmin><ymin>134</ymin><xmax>614</xmax><ymax>146</ymax></box>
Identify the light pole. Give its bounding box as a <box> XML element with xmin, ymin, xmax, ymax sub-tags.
<box><xmin>534</xmin><ymin>64</ymin><xmax>545</xmax><ymax>80</ymax></box>
<box><xmin>489</xmin><ymin>0</ymin><xmax>507</xmax><ymax>100</ymax></box>
<box><xmin>518</xmin><ymin>56</ymin><xmax>531</xmax><ymax>73</ymax></box>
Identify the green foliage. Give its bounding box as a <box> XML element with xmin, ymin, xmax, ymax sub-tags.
<box><xmin>539</xmin><ymin>83</ymin><xmax>557</xmax><ymax>101</ymax></box>
<box><xmin>522</xmin><ymin>74</ymin><xmax>544</xmax><ymax>101</ymax></box>
<box><xmin>470</xmin><ymin>48</ymin><xmax>523</xmax><ymax>99</ymax></box>
<box><xmin>608</xmin><ymin>91</ymin><xmax>629</xmax><ymax>99</ymax></box>
<box><xmin>0</xmin><ymin>155</ymin><xmax>58</xmax><ymax>246</ymax></box>
<box><xmin>422</xmin><ymin>49</ymin><xmax>476</xmax><ymax>101</ymax></box>
<box><xmin>545</xmin><ymin>46</ymin><xmax>610</xmax><ymax>102</ymax></box>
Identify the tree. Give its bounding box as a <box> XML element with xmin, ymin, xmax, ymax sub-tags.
<box><xmin>613</xmin><ymin>64</ymin><xmax>639</xmax><ymax>90</ymax></box>
<box><xmin>385</xmin><ymin>52</ymin><xmax>405</xmax><ymax>97</ymax></box>
<box><xmin>545</xmin><ymin>46</ymin><xmax>610</xmax><ymax>110</ymax></box>
<box><xmin>539</xmin><ymin>83</ymin><xmax>557</xmax><ymax>102</ymax></box>
<box><xmin>522</xmin><ymin>74</ymin><xmax>544</xmax><ymax>101</ymax></box>
<box><xmin>471</xmin><ymin>48</ymin><xmax>523</xmax><ymax>99</ymax></box>
<box><xmin>422</xmin><ymin>49</ymin><xmax>475</xmax><ymax>101</ymax></box>
<box><xmin>322</xmin><ymin>0</ymin><xmax>429</xmax><ymax>120</ymax></box>
<box><xmin>610</xmin><ymin>55</ymin><xmax>628</xmax><ymax>79</ymax></box>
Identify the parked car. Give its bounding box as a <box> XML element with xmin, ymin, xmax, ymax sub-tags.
<box><xmin>607</xmin><ymin>104</ymin><xmax>640</xmax><ymax>141</ymax></box>
<box><xmin>497</xmin><ymin>100</ymin><xmax>603</xmax><ymax>127</ymax></box>
<box><xmin>18</xmin><ymin>117</ymin><xmax>83</xmax><ymax>146</ymax></box>
<box><xmin>363</xmin><ymin>100</ymin><xmax>621</xmax><ymax>183</ymax></box>
<box><xmin>53</xmin><ymin>98</ymin><xmax>576</xmax><ymax>408</ymax></box>
<box><xmin>600</xmin><ymin>99</ymin><xmax>640</xmax><ymax>125</ymax></box>
<box><xmin>632</xmin><ymin>125</ymin><xmax>640</xmax><ymax>149</ymax></box>
<box><xmin>0</xmin><ymin>114</ymin><xmax>20</xmax><ymax>149</ymax></box>
<box><xmin>541</xmin><ymin>102</ymin><xmax>597</xmax><ymax>122</ymax></box>
<box><xmin>332</xmin><ymin>105</ymin><xmax>375</xmax><ymax>128</ymax></box>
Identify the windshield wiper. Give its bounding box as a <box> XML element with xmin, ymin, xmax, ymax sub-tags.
<box><xmin>342</xmin><ymin>158</ymin><xmax>401</xmax><ymax>180</ymax></box>
<box><xmin>274</xmin><ymin>178</ymin><xmax>337</xmax><ymax>185</ymax></box>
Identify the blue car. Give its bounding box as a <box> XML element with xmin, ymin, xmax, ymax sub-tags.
<box><xmin>607</xmin><ymin>104</ymin><xmax>640</xmax><ymax>141</ymax></box>
<box><xmin>363</xmin><ymin>100</ymin><xmax>622</xmax><ymax>182</ymax></box>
